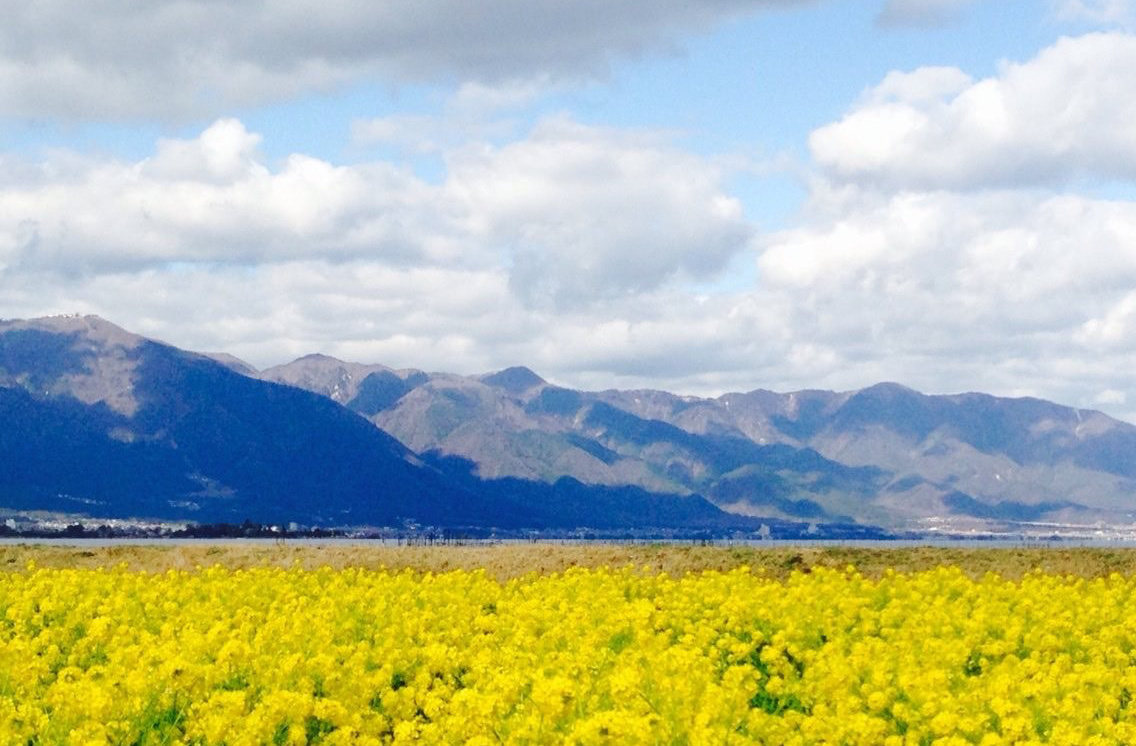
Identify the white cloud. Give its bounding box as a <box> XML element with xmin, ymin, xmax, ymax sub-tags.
<box><xmin>1095</xmin><ymin>388</ymin><xmax>1128</xmax><ymax>405</ymax></box>
<box><xmin>0</xmin><ymin>0</ymin><xmax>814</xmax><ymax>120</ymax></box>
<box><xmin>0</xmin><ymin>116</ymin><xmax>776</xmax><ymax>398</ymax></box>
<box><xmin>734</xmin><ymin>29</ymin><xmax>1136</xmax><ymax>422</ymax></box>
<box><xmin>762</xmin><ymin>190</ymin><xmax>1136</xmax><ymax>331</ymax></box>
<box><xmin>1</xmin><ymin>115</ymin><xmax>751</xmax><ymax>310</ymax></box>
<box><xmin>749</xmin><ymin>180</ymin><xmax>1136</xmax><ymax>418</ymax></box>
<box><xmin>0</xmin><ymin>119</ymin><xmax>448</xmax><ymax>272</ymax></box>
<box><xmin>145</xmin><ymin>119</ymin><xmax>265</xmax><ymax>183</ymax></box>
<box><xmin>1077</xmin><ymin>290</ymin><xmax>1136</xmax><ymax>349</ymax></box>
<box><xmin>443</xmin><ymin>117</ymin><xmax>753</xmax><ymax>308</ymax></box>
<box><xmin>0</xmin><ymin>261</ymin><xmax>518</xmax><ymax>370</ymax></box>
<box><xmin>810</xmin><ymin>32</ymin><xmax>1136</xmax><ymax>189</ymax></box>
<box><xmin>864</xmin><ymin>66</ymin><xmax>975</xmax><ymax>105</ymax></box>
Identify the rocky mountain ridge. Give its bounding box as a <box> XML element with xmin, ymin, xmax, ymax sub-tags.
<box><xmin>261</xmin><ymin>355</ymin><xmax>1136</xmax><ymax>531</ymax></box>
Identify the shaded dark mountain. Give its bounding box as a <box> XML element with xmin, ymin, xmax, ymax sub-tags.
<box><xmin>0</xmin><ymin>386</ymin><xmax>195</xmax><ymax>517</ymax></box>
<box><xmin>347</xmin><ymin>370</ymin><xmax>429</xmax><ymax>417</ymax></box>
<box><xmin>707</xmin><ymin>469</ymin><xmax>834</xmax><ymax>520</ymax></box>
<box><xmin>423</xmin><ymin>453</ymin><xmax>734</xmax><ymax>530</ymax></box>
<box><xmin>525</xmin><ymin>386</ymin><xmax>585</xmax><ymax>417</ymax></box>
<box><xmin>420</xmin><ymin>453</ymin><xmax>888</xmax><ymax>538</ymax></box>
<box><xmin>562</xmin><ymin>433</ymin><xmax>621</xmax><ymax>465</ymax></box>
<box><xmin>0</xmin><ymin>328</ymin><xmax>88</xmax><ymax>388</ymax></box>
<box><xmin>1070</xmin><ymin>428</ymin><xmax>1136</xmax><ymax>479</ymax></box>
<box><xmin>770</xmin><ymin>390</ymin><xmax>842</xmax><ymax>442</ymax></box>
<box><xmin>123</xmin><ymin>340</ymin><xmax>491</xmax><ymax>525</ymax></box>
<box><xmin>940</xmin><ymin>491</ymin><xmax>1076</xmax><ymax>522</ymax></box>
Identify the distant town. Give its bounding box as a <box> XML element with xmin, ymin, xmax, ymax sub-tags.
<box><xmin>6</xmin><ymin>511</ymin><xmax>1136</xmax><ymax>546</ymax></box>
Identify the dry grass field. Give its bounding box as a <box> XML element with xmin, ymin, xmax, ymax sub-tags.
<box><xmin>3</xmin><ymin>541</ymin><xmax>1136</xmax><ymax>580</ymax></box>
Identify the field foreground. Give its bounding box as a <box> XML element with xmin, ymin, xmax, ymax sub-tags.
<box><xmin>3</xmin><ymin>544</ymin><xmax>1136</xmax><ymax>744</ymax></box>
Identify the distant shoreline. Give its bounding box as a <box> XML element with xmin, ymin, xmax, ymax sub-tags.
<box><xmin>7</xmin><ymin>541</ymin><xmax>1136</xmax><ymax>582</ymax></box>
<box><xmin>4</xmin><ymin>535</ymin><xmax>1136</xmax><ymax>549</ymax></box>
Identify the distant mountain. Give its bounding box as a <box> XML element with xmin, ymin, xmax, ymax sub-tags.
<box><xmin>0</xmin><ymin>315</ymin><xmax>774</xmax><ymax>532</ymax></box>
<box><xmin>262</xmin><ymin>354</ymin><xmax>1136</xmax><ymax>530</ymax></box>
<box><xmin>7</xmin><ymin>314</ymin><xmax>1132</xmax><ymax>534</ymax></box>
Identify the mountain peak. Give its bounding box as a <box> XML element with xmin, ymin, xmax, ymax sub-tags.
<box><xmin>859</xmin><ymin>381</ymin><xmax>916</xmax><ymax>394</ymax></box>
<box><xmin>294</xmin><ymin>353</ymin><xmax>343</xmax><ymax>363</ymax></box>
<box><xmin>480</xmin><ymin>366</ymin><xmax>546</xmax><ymax>395</ymax></box>
<box><xmin>1</xmin><ymin>314</ymin><xmax>144</xmax><ymax>349</ymax></box>
<box><xmin>0</xmin><ymin>314</ymin><xmax>154</xmax><ymax>416</ymax></box>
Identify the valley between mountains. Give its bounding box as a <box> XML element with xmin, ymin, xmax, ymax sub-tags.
<box><xmin>3</xmin><ymin>314</ymin><xmax>1136</xmax><ymax>536</ymax></box>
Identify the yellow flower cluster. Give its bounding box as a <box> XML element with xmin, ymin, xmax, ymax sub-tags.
<box><xmin>2</xmin><ymin>562</ymin><xmax>1136</xmax><ymax>744</ymax></box>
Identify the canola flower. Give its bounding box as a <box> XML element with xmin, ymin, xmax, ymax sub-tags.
<box><xmin>1</xmin><ymin>563</ymin><xmax>1135</xmax><ymax>744</ymax></box>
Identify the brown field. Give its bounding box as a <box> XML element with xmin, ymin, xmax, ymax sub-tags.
<box><xmin>3</xmin><ymin>541</ymin><xmax>1136</xmax><ymax>581</ymax></box>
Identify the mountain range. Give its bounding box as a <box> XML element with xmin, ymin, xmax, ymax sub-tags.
<box><xmin>3</xmin><ymin>314</ymin><xmax>1135</xmax><ymax>534</ymax></box>
<box><xmin>259</xmin><ymin>354</ymin><xmax>1136</xmax><ymax>531</ymax></box>
<box><xmin>0</xmin><ymin>315</ymin><xmax>797</xmax><ymax>534</ymax></box>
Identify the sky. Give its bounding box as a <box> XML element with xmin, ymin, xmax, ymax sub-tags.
<box><xmin>4</xmin><ymin>0</ymin><xmax>1136</xmax><ymax>422</ymax></box>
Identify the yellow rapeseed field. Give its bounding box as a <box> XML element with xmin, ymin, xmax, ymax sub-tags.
<box><xmin>3</xmin><ymin>547</ymin><xmax>1136</xmax><ymax>744</ymax></box>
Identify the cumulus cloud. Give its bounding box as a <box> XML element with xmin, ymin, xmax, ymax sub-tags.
<box><xmin>707</xmin><ymin>30</ymin><xmax>1136</xmax><ymax>420</ymax></box>
<box><xmin>810</xmin><ymin>32</ymin><xmax>1136</xmax><ymax>189</ymax></box>
<box><xmin>443</xmin><ymin>118</ymin><xmax>752</xmax><ymax>308</ymax></box>
<box><xmin>0</xmin><ymin>119</ymin><xmax>449</xmax><ymax>272</ymax></box>
<box><xmin>1077</xmin><ymin>290</ymin><xmax>1136</xmax><ymax>350</ymax></box>
<box><xmin>1</xmin><ymin>116</ymin><xmax>751</xmax><ymax>309</ymax></box>
<box><xmin>0</xmin><ymin>0</ymin><xmax>812</xmax><ymax>120</ymax></box>
<box><xmin>761</xmin><ymin>190</ymin><xmax>1136</xmax><ymax>332</ymax></box>
<box><xmin>752</xmin><ymin>187</ymin><xmax>1136</xmax><ymax>415</ymax></box>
